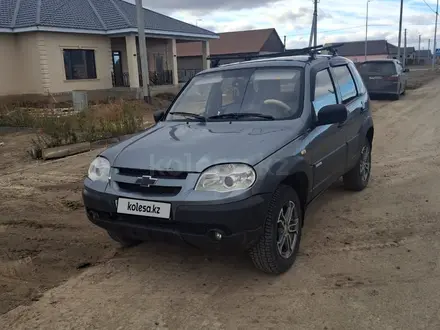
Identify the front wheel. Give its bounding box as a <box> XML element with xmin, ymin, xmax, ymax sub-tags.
<box><xmin>343</xmin><ymin>138</ymin><xmax>372</xmax><ymax>191</ymax></box>
<box><xmin>249</xmin><ymin>185</ymin><xmax>303</xmax><ymax>274</ymax></box>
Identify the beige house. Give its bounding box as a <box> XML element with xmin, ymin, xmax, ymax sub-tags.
<box><xmin>0</xmin><ymin>0</ymin><xmax>217</xmax><ymax>99</ymax></box>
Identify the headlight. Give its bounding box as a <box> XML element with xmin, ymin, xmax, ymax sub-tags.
<box><xmin>88</xmin><ymin>157</ymin><xmax>110</xmax><ymax>182</ymax></box>
<box><xmin>195</xmin><ymin>163</ymin><xmax>256</xmax><ymax>192</ymax></box>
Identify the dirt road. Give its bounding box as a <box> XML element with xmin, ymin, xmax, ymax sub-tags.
<box><xmin>2</xmin><ymin>78</ymin><xmax>440</xmax><ymax>329</ymax></box>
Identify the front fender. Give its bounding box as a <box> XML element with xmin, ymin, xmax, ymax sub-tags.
<box><xmin>360</xmin><ymin>114</ymin><xmax>374</xmax><ymax>140</ymax></box>
<box><xmin>252</xmin><ymin>140</ymin><xmax>312</xmax><ymax>195</ymax></box>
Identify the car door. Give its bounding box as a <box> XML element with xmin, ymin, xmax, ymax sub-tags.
<box><xmin>340</xmin><ymin>62</ymin><xmax>369</xmax><ymax>169</ymax></box>
<box><xmin>309</xmin><ymin>68</ymin><xmax>348</xmax><ymax>196</ymax></box>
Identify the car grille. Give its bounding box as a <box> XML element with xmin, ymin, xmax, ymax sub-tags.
<box><xmin>117</xmin><ymin>167</ymin><xmax>188</xmax><ymax>180</ymax></box>
<box><xmin>116</xmin><ymin>182</ymin><xmax>181</xmax><ymax>196</ymax></box>
<box><xmin>112</xmin><ymin>167</ymin><xmax>187</xmax><ymax>197</ymax></box>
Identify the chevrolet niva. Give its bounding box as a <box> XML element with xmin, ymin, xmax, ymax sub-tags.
<box><xmin>83</xmin><ymin>51</ymin><xmax>374</xmax><ymax>274</ymax></box>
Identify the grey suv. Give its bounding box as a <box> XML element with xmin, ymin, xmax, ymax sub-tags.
<box><xmin>83</xmin><ymin>46</ymin><xmax>374</xmax><ymax>274</ymax></box>
<box><xmin>358</xmin><ymin>59</ymin><xmax>408</xmax><ymax>100</ymax></box>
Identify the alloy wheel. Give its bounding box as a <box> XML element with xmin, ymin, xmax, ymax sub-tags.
<box><xmin>360</xmin><ymin>144</ymin><xmax>371</xmax><ymax>182</ymax></box>
<box><xmin>276</xmin><ymin>201</ymin><xmax>300</xmax><ymax>259</ymax></box>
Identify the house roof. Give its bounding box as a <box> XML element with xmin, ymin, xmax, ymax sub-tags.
<box><xmin>177</xmin><ymin>28</ymin><xmax>279</xmax><ymax>57</ymax></box>
<box><xmin>0</xmin><ymin>0</ymin><xmax>217</xmax><ymax>39</ymax></box>
<box><xmin>326</xmin><ymin>40</ymin><xmax>390</xmax><ymax>56</ymax></box>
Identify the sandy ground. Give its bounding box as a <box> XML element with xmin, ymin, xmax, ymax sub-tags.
<box><xmin>1</xmin><ymin>73</ymin><xmax>440</xmax><ymax>329</ymax></box>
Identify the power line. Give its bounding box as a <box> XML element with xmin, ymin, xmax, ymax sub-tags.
<box><xmin>284</xmin><ymin>23</ymin><xmax>437</xmax><ymax>38</ymax></box>
<box><xmin>421</xmin><ymin>0</ymin><xmax>438</xmax><ymax>15</ymax></box>
<box><xmin>284</xmin><ymin>21</ymin><xmax>440</xmax><ymax>38</ymax></box>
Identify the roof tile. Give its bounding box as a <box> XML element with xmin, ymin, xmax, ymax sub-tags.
<box><xmin>113</xmin><ymin>0</ymin><xmax>215</xmax><ymax>36</ymax></box>
<box><xmin>93</xmin><ymin>0</ymin><xmax>130</xmax><ymax>30</ymax></box>
<box><xmin>0</xmin><ymin>0</ymin><xmax>217</xmax><ymax>38</ymax></box>
<box><xmin>39</xmin><ymin>0</ymin><xmax>105</xmax><ymax>30</ymax></box>
<box><xmin>0</xmin><ymin>0</ymin><xmax>16</xmax><ymax>27</ymax></box>
<box><xmin>14</xmin><ymin>0</ymin><xmax>38</xmax><ymax>28</ymax></box>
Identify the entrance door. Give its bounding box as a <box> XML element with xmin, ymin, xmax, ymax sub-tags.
<box><xmin>112</xmin><ymin>51</ymin><xmax>123</xmax><ymax>87</ymax></box>
<box><xmin>155</xmin><ymin>54</ymin><xmax>164</xmax><ymax>73</ymax></box>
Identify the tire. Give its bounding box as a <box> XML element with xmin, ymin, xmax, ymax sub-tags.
<box><xmin>392</xmin><ymin>93</ymin><xmax>400</xmax><ymax>100</ymax></box>
<box><xmin>107</xmin><ymin>230</ymin><xmax>142</xmax><ymax>248</ymax></box>
<box><xmin>249</xmin><ymin>185</ymin><xmax>303</xmax><ymax>275</ymax></box>
<box><xmin>343</xmin><ymin>138</ymin><xmax>372</xmax><ymax>191</ymax></box>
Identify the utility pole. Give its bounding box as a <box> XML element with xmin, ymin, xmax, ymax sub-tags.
<box><xmin>397</xmin><ymin>0</ymin><xmax>404</xmax><ymax>62</ymax></box>
<box><xmin>309</xmin><ymin>0</ymin><xmax>318</xmax><ymax>47</ymax></box>
<box><xmin>313</xmin><ymin>0</ymin><xmax>318</xmax><ymax>47</ymax></box>
<box><xmin>136</xmin><ymin>0</ymin><xmax>151</xmax><ymax>103</ymax></box>
<box><xmin>308</xmin><ymin>14</ymin><xmax>315</xmax><ymax>47</ymax></box>
<box><xmin>403</xmin><ymin>28</ymin><xmax>407</xmax><ymax>69</ymax></box>
<box><xmin>365</xmin><ymin>0</ymin><xmax>372</xmax><ymax>61</ymax></box>
<box><xmin>432</xmin><ymin>0</ymin><xmax>439</xmax><ymax>70</ymax></box>
<box><xmin>429</xmin><ymin>38</ymin><xmax>431</xmax><ymax>54</ymax></box>
<box><xmin>284</xmin><ymin>35</ymin><xmax>287</xmax><ymax>51</ymax></box>
<box><xmin>418</xmin><ymin>34</ymin><xmax>421</xmax><ymax>65</ymax></box>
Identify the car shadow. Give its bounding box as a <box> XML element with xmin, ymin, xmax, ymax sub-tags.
<box><xmin>106</xmin><ymin>181</ymin><xmax>352</xmax><ymax>280</ymax></box>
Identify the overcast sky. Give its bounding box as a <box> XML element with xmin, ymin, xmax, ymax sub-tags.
<box><xmin>125</xmin><ymin>0</ymin><xmax>440</xmax><ymax>50</ymax></box>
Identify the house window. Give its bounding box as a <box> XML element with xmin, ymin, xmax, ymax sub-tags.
<box><xmin>63</xmin><ymin>49</ymin><xmax>97</xmax><ymax>80</ymax></box>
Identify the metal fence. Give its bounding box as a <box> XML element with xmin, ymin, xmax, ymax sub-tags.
<box><xmin>178</xmin><ymin>69</ymin><xmax>200</xmax><ymax>83</ymax></box>
<box><xmin>140</xmin><ymin>71</ymin><xmax>173</xmax><ymax>86</ymax></box>
<box><xmin>111</xmin><ymin>72</ymin><xmax>130</xmax><ymax>87</ymax></box>
<box><xmin>112</xmin><ymin>70</ymin><xmax>174</xmax><ymax>87</ymax></box>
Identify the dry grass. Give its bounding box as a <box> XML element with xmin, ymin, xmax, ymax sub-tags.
<box><xmin>0</xmin><ymin>99</ymin><xmax>171</xmax><ymax>159</ymax></box>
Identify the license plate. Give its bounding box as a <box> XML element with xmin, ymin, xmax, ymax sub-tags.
<box><xmin>117</xmin><ymin>198</ymin><xmax>171</xmax><ymax>219</ymax></box>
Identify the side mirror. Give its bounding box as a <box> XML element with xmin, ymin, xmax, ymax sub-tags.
<box><xmin>404</xmin><ymin>68</ymin><xmax>410</xmax><ymax>72</ymax></box>
<box><xmin>153</xmin><ymin>110</ymin><xmax>165</xmax><ymax>123</ymax></box>
<box><xmin>316</xmin><ymin>104</ymin><xmax>348</xmax><ymax>126</ymax></box>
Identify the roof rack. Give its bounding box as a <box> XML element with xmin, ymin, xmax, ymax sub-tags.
<box><xmin>207</xmin><ymin>43</ymin><xmax>345</xmax><ymax>67</ymax></box>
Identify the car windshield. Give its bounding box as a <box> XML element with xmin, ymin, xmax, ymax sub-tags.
<box><xmin>166</xmin><ymin>67</ymin><xmax>303</xmax><ymax>121</ymax></box>
<box><xmin>358</xmin><ymin>62</ymin><xmax>397</xmax><ymax>75</ymax></box>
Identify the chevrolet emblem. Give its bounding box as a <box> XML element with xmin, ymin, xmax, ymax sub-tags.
<box><xmin>137</xmin><ymin>175</ymin><xmax>158</xmax><ymax>187</ymax></box>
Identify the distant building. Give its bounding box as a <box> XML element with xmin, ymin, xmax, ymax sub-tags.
<box><xmin>325</xmin><ymin>40</ymin><xmax>430</xmax><ymax>66</ymax></box>
<box><xmin>324</xmin><ymin>40</ymin><xmax>391</xmax><ymax>62</ymax></box>
<box><xmin>176</xmin><ymin>28</ymin><xmax>285</xmax><ymax>82</ymax></box>
<box><xmin>388</xmin><ymin>44</ymin><xmax>416</xmax><ymax>62</ymax></box>
<box><xmin>414</xmin><ymin>50</ymin><xmax>433</xmax><ymax>65</ymax></box>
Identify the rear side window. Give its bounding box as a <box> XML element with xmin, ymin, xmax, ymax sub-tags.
<box><xmin>348</xmin><ymin>62</ymin><xmax>366</xmax><ymax>95</ymax></box>
<box><xmin>358</xmin><ymin>62</ymin><xmax>397</xmax><ymax>75</ymax></box>
<box><xmin>332</xmin><ymin>65</ymin><xmax>358</xmax><ymax>103</ymax></box>
<box><xmin>313</xmin><ymin>69</ymin><xmax>337</xmax><ymax>115</ymax></box>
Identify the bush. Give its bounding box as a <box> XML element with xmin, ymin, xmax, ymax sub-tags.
<box><xmin>1</xmin><ymin>100</ymin><xmax>148</xmax><ymax>158</ymax></box>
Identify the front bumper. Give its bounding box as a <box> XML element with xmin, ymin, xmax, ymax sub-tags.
<box><xmin>82</xmin><ymin>187</ymin><xmax>271</xmax><ymax>251</ymax></box>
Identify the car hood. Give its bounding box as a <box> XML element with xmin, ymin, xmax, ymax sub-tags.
<box><xmin>105</xmin><ymin>121</ymin><xmax>303</xmax><ymax>173</ymax></box>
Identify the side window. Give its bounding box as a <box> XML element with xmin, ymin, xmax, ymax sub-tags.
<box><xmin>313</xmin><ymin>69</ymin><xmax>337</xmax><ymax>115</ymax></box>
<box><xmin>332</xmin><ymin>65</ymin><xmax>358</xmax><ymax>103</ymax></box>
<box><xmin>348</xmin><ymin>62</ymin><xmax>366</xmax><ymax>95</ymax></box>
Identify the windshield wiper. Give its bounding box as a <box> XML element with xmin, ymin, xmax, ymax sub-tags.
<box><xmin>169</xmin><ymin>112</ymin><xmax>206</xmax><ymax>122</ymax></box>
<box><xmin>208</xmin><ymin>112</ymin><xmax>275</xmax><ymax>120</ymax></box>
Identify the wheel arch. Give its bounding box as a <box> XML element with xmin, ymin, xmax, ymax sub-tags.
<box><xmin>366</xmin><ymin>126</ymin><xmax>374</xmax><ymax>147</ymax></box>
<box><xmin>280</xmin><ymin>171</ymin><xmax>309</xmax><ymax>219</ymax></box>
